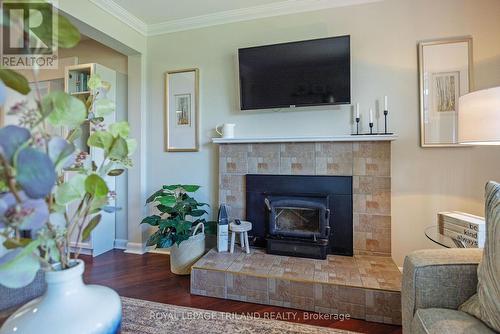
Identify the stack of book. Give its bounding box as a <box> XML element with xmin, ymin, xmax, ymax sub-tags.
<box><xmin>438</xmin><ymin>211</ymin><xmax>486</xmax><ymax>248</ymax></box>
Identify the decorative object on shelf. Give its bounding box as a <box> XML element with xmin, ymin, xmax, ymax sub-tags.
<box><xmin>369</xmin><ymin>108</ymin><xmax>374</xmax><ymax>134</ymax></box>
<box><xmin>0</xmin><ymin>8</ymin><xmax>136</xmax><ymax>333</ymax></box>
<box><xmin>216</xmin><ymin>123</ymin><xmax>236</xmax><ymax>139</ymax></box>
<box><xmin>418</xmin><ymin>37</ymin><xmax>473</xmax><ymax>147</ymax></box>
<box><xmin>164</xmin><ymin>69</ymin><xmax>199</xmax><ymax>152</ymax></box>
<box><xmin>229</xmin><ymin>220</ymin><xmax>252</xmax><ymax>254</ymax></box>
<box><xmin>382</xmin><ymin>95</ymin><xmax>393</xmax><ymax>135</ymax></box>
<box><xmin>141</xmin><ymin>184</ymin><xmax>215</xmax><ymax>275</ymax></box>
<box><xmin>355</xmin><ymin>103</ymin><xmax>360</xmax><ymax>135</ymax></box>
<box><xmin>458</xmin><ymin>86</ymin><xmax>500</xmax><ymax>145</ymax></box>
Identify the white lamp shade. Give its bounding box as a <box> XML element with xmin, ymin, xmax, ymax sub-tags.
<box><xmin>458</xmin><ymin>86</ymin><xmax>500</xmax><ymax>145</ymax></box>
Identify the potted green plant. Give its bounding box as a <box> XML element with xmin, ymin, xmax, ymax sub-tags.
<box><xmin>0</xmin><ymin>6</ymin><xmax>135</xmax><ymax>333</ymax></box>
<box><xmin>141</xmin><ymin>185</ymin><xmax>214</xmax><ymax>275</ymax></box>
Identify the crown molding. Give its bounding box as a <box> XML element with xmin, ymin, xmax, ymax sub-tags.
<box><xmin>89</xmin><ymin>0</ymin><xmax>148</xmax><ymax>36</ymax></box>
<box><xmin>91</xmin><ymin>0</ymin><xmax>382</xmax><ymax>37</ymax></box>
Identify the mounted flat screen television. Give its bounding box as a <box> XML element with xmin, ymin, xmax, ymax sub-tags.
<box><xmin>238</xmin><ymin>35</ymin><xmax>351</xmax><ymax>110</ymax></box>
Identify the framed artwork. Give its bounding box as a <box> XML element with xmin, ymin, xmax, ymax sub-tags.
<box><xmin>418</xmin><ymin>37</ymin><xmax>473</xmax><ymax>147</ymax></box>
<box><xmin>164</xmin><ymin>68</ymin><xmax>199</xmax><ymax>152</ymax></box>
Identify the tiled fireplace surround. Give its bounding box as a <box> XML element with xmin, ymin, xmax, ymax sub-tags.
<box><xmin>191</xmin><ymin>140</ymin><xmax>401</xmax><ymax>325</ymax></box>
<box><xmin>219</xmin><ymin>141</ymin><xmax>391</xmax><ymax>256</ymax></box>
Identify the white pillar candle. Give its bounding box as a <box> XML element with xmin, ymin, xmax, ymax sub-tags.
<box><xmin>369</xmin><ymin>108</ymin><xmax>373</xmax><ymax>123</ymax></box>
<box><xmin>356</xmin><ymin>103</ymin><xmax>360</xmax><ymax>118</ymax></box>
<box><xmin>384</xmin><ymin>96</ymin><xmax>388</xmax><ymax>111</ymax></box>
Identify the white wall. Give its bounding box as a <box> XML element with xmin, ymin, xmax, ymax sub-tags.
<box><xmin>146</xmin><ymin>0</ymin><xmax>500</xmax><ymax>265</ymax></box>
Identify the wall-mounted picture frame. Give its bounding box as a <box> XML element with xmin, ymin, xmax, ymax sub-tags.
<box><xmin>418</xmin><ymin>37</ymin><xmax>473</xmax><ymax>147</ymax></box>
<box><xmin>164</xmin><ymin>68</ymin><xmax>199</xmax><ymax>152</ymax></box>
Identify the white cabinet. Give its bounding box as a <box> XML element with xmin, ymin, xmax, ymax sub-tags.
<box><xmin>65</xmin><ymin>63</ymin><xmax>117</xmax><ymax>257</ymax></box>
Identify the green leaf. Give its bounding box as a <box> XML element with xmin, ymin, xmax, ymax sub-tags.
<box><xmin>107</xmin><ymin>169</ymin><xmax>124</xmax><ymax>176</ymax></box>
<box><xmin>146</xmin><ymin>231</ymin><xmax>162</xmax><ymax>247</ymax></box>
<box><xmin>108</xmin><ymin>137</ymin><xmax>128</xmax><ymax>160</ymax></box>
<box><xmin>181</xmin><ymin>185</ymin><xmax>201</xmax><ymax>192</ymax></box>
<box><xmin>87</xmin><ymin>131</ymin><xmax>113</xmax><ymax>151</ymax></box>
<box><xmin>0</xmin><ymin>240</ymin><xmax>41</xmax><ymax>288</ymax></box>
<box><xmin>140</xmin><ymin>215</ymin><xmax>161</xmax><ymax>226</ymax></box>
<box><xmin>55</xmin><ymin>174</ymin><xmax>86</xmax><ymax>205</ymax></box>
<box><xmin>44</xmin><ymin>91</ymin><xmax>87</xmax><ymax>128</ymax></box>
<box><xmin>109</xmin><ymin>121</ymin><xmax>129</xmax><ymax>138</ymax></box>
<box><xmin>160</xmin><ymin>237</ymin><xmax>174</xmax><ymax>248</ymax></box>
<box><xmin>82</xmin><ymin>214</ymin><xmax>101</xmax><ymax>241</ymax></box>
<box><xmin>0</xmin><ymin>69</ymin><xmax>30</xmax><ymax>95</ymax></box>
<box><xmin>85</xmin><ymin>174</ymin><xmax>109</xmax><ymax>198</ymax></box>
<box><xmin>3</xmin><ymin>238</ymin><xmax>32</xmax><ymax>249</ymax></box>
<box><xmin>54</xmin><ymin>13</ymin><xmax>81</xmax><ymax>48</ymax></box>
<box><xmin>156</xmin><ymin>205</ymin><xmax>175</xmax><ymax>214</ymax></box>
<box><xmin>157</xmin><ymin>195</ymin><xmax>176</xmax><ymax>207</ymax></box>
<box><xmin>176</xmin><ymin>220</ymin><xmax>192</xmax><ymax>235</ymax></box>
<box><xmin>174</xmin><ymin>234</ymin><xmax>190</xmax><ymax>246</ymax></box>
<box><xmin>158</xmin><ymin>219</ymin><xmax>177</xmax><ymax>230</ymax></box>
<box><xmin>94</xmin><ymin>98</ymin><xmax>115</xmax><ymax>117</ymax></box>
<box><xmin>189</xmin><ymin>209</ymin><xmax>208</xmax><ymax>217</ymax></box>
<box><xmin>146</xmin><ymin>189</ymin><xmax>164</xmax><ymax>204</ymax></box>
<box><xmin>87</xmin><ymin>75</ymin><xmax>102</xmax><ymax>90</ymax></box>
<box><xmin>163</xmin><ymin>184</ymin><xmax>181</xmax><ymax>191</ymax></box>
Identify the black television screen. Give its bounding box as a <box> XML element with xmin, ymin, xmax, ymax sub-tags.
<box><xmin>238</xmin><ymin>35</ymin><xmax>350</xmax><ymax>110</ymax></box>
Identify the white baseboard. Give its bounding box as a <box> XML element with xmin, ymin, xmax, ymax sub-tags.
<box><xmin>124</xmin><ymin>242</ymin><xmax>147</xmax><ymax>254</ymax></box>
<box><xmin>114</xmin><ymin>239</ymin><xmax>128</xmax><ymax>250</ymax></box>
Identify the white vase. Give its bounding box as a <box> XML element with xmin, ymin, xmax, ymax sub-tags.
<box><xmin>0</xmin><ymin>260</ymin><xmax>121</xmax><ymax>334</ymax></box>
<box><xmin>170</xmin><ymin>223</ymin><xmax>206</xmax><ymax>275</ymax></box>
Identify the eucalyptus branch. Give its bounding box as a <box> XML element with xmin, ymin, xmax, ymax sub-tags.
<box><xmin>0</xmin><ymin>155</ymin><xmax>22</xmax><ymax>204</ymax></box>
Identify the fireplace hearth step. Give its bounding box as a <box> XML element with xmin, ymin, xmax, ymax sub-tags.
<box><xmin>190</xmin><ymin>248</ymin><xmax>402</xmax><ymax>325</ymax></box>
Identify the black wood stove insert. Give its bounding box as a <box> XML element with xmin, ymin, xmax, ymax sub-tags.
<box><xmin>246</xmin><ymin>174</ymin><xmax>353</xmax><ymax>259</ymax></box>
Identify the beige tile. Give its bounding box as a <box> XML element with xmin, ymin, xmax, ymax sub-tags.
<box><xmin>280</xmin><ymin>143</ymin><xmax>315</xmax><ymax>175</ymax></box>
<box><xmin>248</xmin><ymin>144</ymin><xmax>280</xmax><ymax>174</ymax></box>
<box><xmin>315</xmin><ymin>142</ymin><xmax>353</xmax><ymax>175</ymax></box>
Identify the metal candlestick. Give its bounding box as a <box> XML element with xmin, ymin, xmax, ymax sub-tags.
<box><xmin>384</xmin><ymin>110</ymin><xmax>388</xmax><ymax>134</ymax></box>
<box><xmin>369</xmin><ymin>122</ymin><xmax>374</xmax><ymax>135</ymax></box>
<box><xmin>356</xmin><ymin>117</ymin><xmax>360</xmax><ymax>135</ymax></box>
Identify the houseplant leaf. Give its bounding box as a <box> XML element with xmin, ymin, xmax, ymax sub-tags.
<box><xmin>87</xmin><ymin>75</ymin><xmax>102</xmax><ymax>90</ymax></box>
<box><xmin>48</xmin><ymin>137</ymin><xmax>75</xmax><ymax>170</ymax></box>
<box><xmin>146</xmin><ymin>189</ymin><xmax>164</xmax><ymax>203</ymax></box>
<box><xmin>107</xmin><ymin>169</ymin><xmax>124</xmax><ymax>176</ymax></box>
<box><xmin>0</xmin><ymin>69</ymin><xmax>30</xmax><ymax>95</ymax></box>
<box><xmin>0</xmin><ymin>125</ymin><xmax>31</xmax><ymax>163</ymax></box>
<box><xmin>85</xmin><ymin>174</ymin><xmax>108</xmax><ymax>198</ymax></box>
<box><xmin>82</xmin><ymin>214</ymin><xmax>101</xmax><ymax>241</ymax></box>
<box><xmin>55</xmin><ymin>174</ymin><xmax>86</xmax><ymax>205</ymax></box>
<box><xmin>44</xmin><ymin>91</ymin><xmax>87</xmax><ymax>128</ymax></box>
<box><xmin>109</xmin><ymin>121</ymin><xmax>129</xmax><ymax>138</ymax></box>
<box><xmin>108</xmin><ymin>137</ymin><xmax>128</xmax><ymax>160</ymax></box>
<box><xmin>157</xmin><ymin>195</ymin><xmax>176</xmax><ymax>207</ymax></box>
<box><xmin>88</xmin><ymin>131</ymin><xmax>113</xmax><ymax>151</ymax></box>
<box><xmin>16</xmin><ymin>148</ymin><xmax>56</xmax><ymax>199</ymax></box>
<box><xmin>18</xmin><ymin>198</ymin><xmax>49</xmax><ymax>230</ymax></box>
<box><xmin>140</xmin><ymin>215</ymin><xmax>161</xmax><ymax>226</ymax></box>
<box><xmin>181</xmin><ymin>185</ymin><xmax>201</xmax><ymax>193</ymax></box>
<box><xmin>0</xmin><ymin>240</ymin><xmax>40</xmax><ymax>288</ymax></box>
<box><xmin>146</xmin><ymin>231</ymin><xmax>162</xmax><ymax>247</ymax></box>
<box><xmin>189</xmin><ymin>209</ymin><xmax>208</xmax><ymax>217</ymax></box>
<box><xmin>94</xmin><ymin>98</ymin><xmax>115</xmax><ymax>117</ymax></box>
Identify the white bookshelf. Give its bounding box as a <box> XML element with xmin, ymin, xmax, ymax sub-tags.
<box><xmin>65</xmin><ymin>63</ymin><xmax>117</xmax><ymax>257</ymax></box>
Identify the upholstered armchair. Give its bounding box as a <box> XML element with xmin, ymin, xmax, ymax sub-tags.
<box><xmin>402</xmin><ymin>182</ymin><xmax>500</xmax><ymax>334</ymax></box>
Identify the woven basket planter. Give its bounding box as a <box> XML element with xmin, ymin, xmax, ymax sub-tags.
<box><xmin>170</xmin><ymin>223</ymin><xmax>205</xmax><ymax>275</ymax></box>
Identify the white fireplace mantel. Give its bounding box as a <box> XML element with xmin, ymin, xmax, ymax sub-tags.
<box><xmin>212</xmin><ymin>134</ymin><xmax>398</xmax><ymax>144</ymax></box>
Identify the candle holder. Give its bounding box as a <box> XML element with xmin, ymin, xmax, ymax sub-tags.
<box><xmin>384</xmin><ymin>109</ymin><xmax>388</xmax><ymax>134</ymax></box>
<box><xmin>369</xmin><ymin>122</ymin><xmax>374</xmax><ymax>135</ymax></box>
<box><xmin>355</xmin><ymin>117</ymin><xmax>360</xmax><ymax>135</ymax></box>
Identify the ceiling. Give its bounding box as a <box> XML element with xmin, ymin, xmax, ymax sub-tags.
<box><xmin>111</xmin><ymin>0</ymin><xmax>287</xmax><ymax>24</ymax></box>
<box><xmin>90</xmin><ymin>0</ymin><xmax>382</xmax><ymax>36</ymax></box>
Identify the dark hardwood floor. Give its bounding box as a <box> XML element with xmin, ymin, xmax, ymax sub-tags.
<box><xmin>81</xmin><ymin>250</ymin><xmax>402</xmax><ymax>334</ymax></box>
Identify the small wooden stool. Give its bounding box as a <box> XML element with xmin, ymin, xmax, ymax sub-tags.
<box><xmin>229</xmin><ymin>221</ymin><xmax>252</xmax><ymax>254</ymax></box>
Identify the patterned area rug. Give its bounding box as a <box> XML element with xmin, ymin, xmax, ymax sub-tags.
<box><xmin>121</xmin><ymin>297</ymin><xmax>358</xmax><ymax>334</ymax></box>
